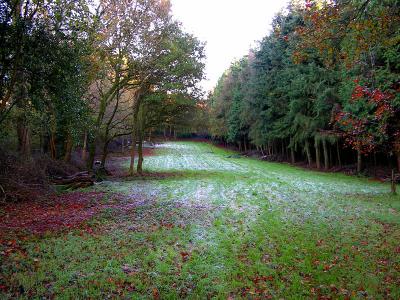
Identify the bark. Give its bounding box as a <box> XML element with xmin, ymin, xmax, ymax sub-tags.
<box><xmin>291</xmin><ymin>148</ymin><xmax>295</xmax><ymax>164</ymax></box>
<box><xmin>50</xmin><ymin>132</ymin><xmax>57</xmax><ymax>159</ymax></box>
<box><xmin>336</xmin><ymin>141</ymin><xmax>342</xmax><ymax>168</ymax></box>
<box><xmin>64</xmin><ymin>132</ymin><xmax>73</xmax><ymax>162</ymax></box>
<box><xmin>305</xmin><ymin>140</ymin><xmax>312</xmax><ymax>166</ymax></box>
<box><xmin>357</xmin><ymin>149</ymin><xmax>362</xmax><ymax>174</ymax></box>
<box><xmin>129</xmin><ymin>115</ymin><xmax>138</xmax><ymax>175</ymax></box>
<box><xmin>290</xmin><ymin>137</ymin><xmax>295</xmax><ymax>164</ymax></box>
<box><xmin>52</xmin><ymin>171</ymin><xmax>94</xmax><ymax>190</ymax></box>
<box><xmin>100</xmin><ymin>85</ymin><xmax>121</xmax><ymax>168</ymax></box>
<box><xmin>315</xmin><ymin>137</ymin><xmax>321</xmax><ymax>169</ymax></box>
<box><xmin>322</xmin><ymin>139</ymin><xmax>329</xmax><ymax>170</ymax></box>
<box><xmin>129</xmin><ymin>85</ymin><xmax>148</xmax><ymax>175</ymax></box>
<box><xmin>88</xmin><ymin>72</ymin><xmax>124</xmax><ymax>170</ymax></box>
<box><xmin>87</xmin><ymin>140</ymin><xmax>96</xmax><ymax>170</ymax></box>
<box><xmin>395</xmin><ymin>136</ymin><xmax>400</xmax><ymax>172</ymax></box>
<box><xmin>49</xmin><ymin>106</ymin><xmax>57</xmax><ymax>159</ymax></box>
<box><xmin>17</xmin><ymin>120</ymin><xmax>31</xmax><ymax>156</ymax></box>
<box><xmin>137</xmin><ymin>105</ymin><xmax>145</xmax><ymax>174</ymax></box>
<box><xmin>82</xmin><ymin>132</ymin><xmax>88</xmax><ymax>161</ymax></box>
<box><xmin>100</xmin><ymin>140</ymin><xmax>110</xmax><ymax>167</ymax></box>
<box><xmin>397</xmin><ymin>152</ymin><xmax>400</xmax><ymax>173</ymax></box>
<box><xmin>137</xmin><ymin>132</ymin><xmax>143</xmax><ymax>174</ymax></box>
<box><xmin>391</xmin><ymin>169</ymin><xmax>396</xmax><ymax>194</ymax></box>
<box><xmin>41</xmin><ymin>133</ymin><xmax>49</xmax><ymax>154</ymax></box>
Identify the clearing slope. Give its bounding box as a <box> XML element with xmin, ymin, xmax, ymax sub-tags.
<box><xmin>0</xmin><ymin>142</ymin><xmax>399</xmax><ymax>299</ymax></box>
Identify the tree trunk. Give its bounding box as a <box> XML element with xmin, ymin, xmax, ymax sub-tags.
<box><xmin>87</xmin><ymin>140</ymin><xmax>96</xmax><ymax>170</ymax></box>
<box><xmin>49</xmin><ymin>108</ymin><xmax>57</xmax><ymax>159</ymax></box>
<box><xmin>129</xmin><ymin>85</ymin><xmax>148</xmax><ymax>176</ymax></box>
<box><xmin>129</xmin><ymin>117</ymin><xmax>137</xmax><ymax>176</ymax></box>
<box><xmin>391</xmin><ymin>169</ymin><xmax>396</xmax><ymax>194</ymax></box>
<box><xmin>357</xmin><ymin>149</ymin><xmax>362</xmax><ymax>174</ymax></box>
<box><xmin>336</xmin><ymin>141</ymin><xmax>342</xmax><ymax>168</ymax></box>
<box><xmin>137</xmin><ymin>105</ymin><xmax>145</xmax><ymax>174</ymax></box>
<box><xmin>64</xmin><ymin>132</ymin><xmax>73</xmax><ymax>162</ymax></box>
<box><xmin>291</xmin><ymin>148</ymin><xmax>295</xmax><ymax>164</ymax></box>
<box><xmin>315</xmin><ymin>137</ymin><xmax>321</xmax><ymax>169</ymax></box>
<box><xmin>305</xmin><ymin>140</ymin><xmax>312</xmax><ymax>166</ymax></box>
<box><xmin>17</xmin><ymin>118</ymin><xmax>31</xmax><ymax>157</ymax></box>
<box><xmin>322</xmin><ymin>139</ymin><xmax>329</xmax><ymax>170</ymax></box>
<box><xmin>82</xmin><ymin>132</ymin><xmax>88</xmax><ymax>161</ymax></box>
<box><xmin>50</xmin><ymin>131</ymin><xmax>57</xmax><ymax>160</ymax></box>
<box><xmin>101</xmin><ymin>140</ymin><xmax>110</xmax><ymax>167</ymax></box>
<box><xmin>137</xmin><ymin>132</ymin><xmax>143</xmax><ymax>174</ymax></box>
<box><xmin>397</xmin><ymin>152</ymin><xmax>400</xmax><ymax>173</ymax></box>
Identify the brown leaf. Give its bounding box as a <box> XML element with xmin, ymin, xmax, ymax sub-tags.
<box><xmin>180</xmin><ymin>251</ymin><xmax>190</xmax><ymax>262</ymax></box>
<box><xmin>152</xmin><ymin>287</ymin><xmax>160</xmax><ymax>300</ymax></box>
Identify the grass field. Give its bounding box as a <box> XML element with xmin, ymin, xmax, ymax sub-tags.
<box><xmin>1</xmin><ymin>142</ymin><xmax>399</xmax><ymax>299</ymax></box>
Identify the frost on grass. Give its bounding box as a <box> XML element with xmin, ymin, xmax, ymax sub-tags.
<box><xmin>109</xmin><ymin>142</ymin><xmax>391</xmax><ymax>232</ymax></box>
<box><xmin>1</xmin><ymin>142</ymin><xmax>398</xmax><ymax>299</ymax></box>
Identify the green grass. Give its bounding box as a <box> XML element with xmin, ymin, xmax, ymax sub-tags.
<box><xmin>1</xmin><ymin>141</ymin><xmax>399</xmax><ymax>299</ymax></box>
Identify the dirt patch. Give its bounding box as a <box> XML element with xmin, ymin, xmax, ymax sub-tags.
<box><xmin>0</xmin><ymin>191</ymin><xmax>105</xmax><ymax>237</ymax></box>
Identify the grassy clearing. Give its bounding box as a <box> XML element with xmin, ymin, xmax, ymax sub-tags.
<box><xmin>1</xmin><ymin>142</ymin><xmax>399</xmax><ymax>299</ymax></box>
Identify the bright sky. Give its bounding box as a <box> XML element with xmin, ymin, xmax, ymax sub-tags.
<box><xmin>170</xmin><ymin>0</ymin><xmax>289</xmax><ymax>93</ymax></box>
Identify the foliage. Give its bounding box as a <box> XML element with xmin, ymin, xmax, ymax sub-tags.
<box><xmin>0</xmin><ymin>0</ymin><xmax>205</xmax><ymax>172</ymax></box>
<box><xmin>208</xmin><ymin>0</ymin><xmax>400</xmax><ymax>170</ymax></box>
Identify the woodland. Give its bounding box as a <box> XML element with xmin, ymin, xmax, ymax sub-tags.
<box><xmin>209</xmin><ymin>0</ymin><xmax>400</xmax><ymax>177</ymax></box>
<box><xmin>0</xmin><ymin>0</ymin><xmax>399</xmax><ymax>299</ymax></box>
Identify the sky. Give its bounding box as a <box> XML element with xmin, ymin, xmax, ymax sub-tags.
<box><xmin>170</xmin><ymin>0</ymin><xmax>290</xmax><ymax>93</ymax></box>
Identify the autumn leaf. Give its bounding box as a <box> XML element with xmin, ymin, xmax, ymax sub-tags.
<box><xmin>152</xmin><ymin>287</ymin><xmax>160</xmax><ymax>300</ymax></box>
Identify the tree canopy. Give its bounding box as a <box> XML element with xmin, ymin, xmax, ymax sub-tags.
<box><xmin>208</xmin><ymin>0</ymin><xmax>400</xmax><ymax>172</ymax></box>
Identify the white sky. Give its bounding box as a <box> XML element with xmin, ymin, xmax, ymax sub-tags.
<box><xmin>170</xmin><ymin>0</ymin><xmax>289</xmax><ymax>93</ymax></box>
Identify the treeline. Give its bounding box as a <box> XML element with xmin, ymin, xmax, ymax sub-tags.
<box><xmin>0</xmin><ymin>0</ymin><xmax>205</xmax><ymax>175</ymax></box>
<box><xmin>208</xmin><ymin>0</ymin><xmax>400</xmax><ymax>173</ymax></box>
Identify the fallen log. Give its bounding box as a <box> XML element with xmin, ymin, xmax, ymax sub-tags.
<box><xmin>52</xmin><ymin>176</ymin><xmax>92</xmax><ymax>185</ymax></box>
<box><xmin>53</xmin><ymin>171</ymin><xmax>89</xmax><ymax>181</ymax></box>
<box><xmin>51</xmin><ymin>171</ymin><xmax>94</xmax><ymax>189</ymax></box>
